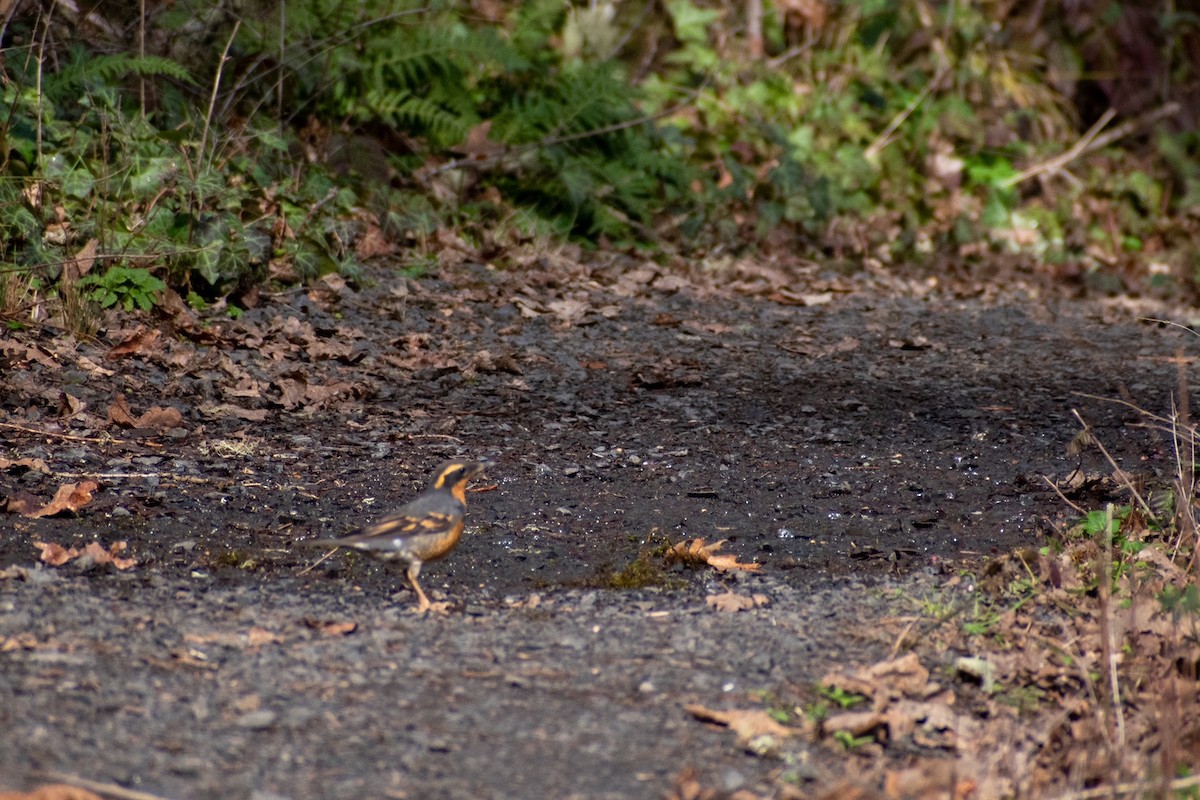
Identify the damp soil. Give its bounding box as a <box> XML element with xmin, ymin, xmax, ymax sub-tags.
<box><xmin>0</xmin><ymin>261</ymin><xmax>1194</xmax><ymax>799</ymax></box>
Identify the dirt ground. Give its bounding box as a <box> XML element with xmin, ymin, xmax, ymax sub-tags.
<box><xmin>0</xmin><ymin>257</ymin><xmax>1194</xmax><ymax>799</ymax></box>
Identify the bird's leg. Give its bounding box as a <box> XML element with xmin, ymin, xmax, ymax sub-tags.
<box><xmin>407</xmin><ymin>562</ymin><xmax>431</xmax><ymax>613</ymax></box>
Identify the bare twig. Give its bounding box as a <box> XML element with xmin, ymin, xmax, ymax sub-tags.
<box><xmin>0</xmin><ymin>421</ymin><xmax>162</xmax><ymax>448</ymax></box>
<box><xmin>1004</xmin><ymin>102</ymin><xmax>1181</xmax><ymax>188</ymax></box>
<box><xmin>51</xmin><ymin>471</ymin><xmax>217</xmax><ymax>484</ymax></box>
<box><xmin>1048</xmin><ymin>772</ymin><xmax>1200</xmax><ymax>800</ymax></box>
<box><xmin>298</xmin><ymin>546</ymin><xmax>338</xmax><ymax>575</ymax></box>
<box><xmin>865</xmin><ymin>61</ymin><xmax>949</xmax><ymax>161</ymax></box>
<box><xmin>1040</xmin><ymin>474</ymin><xmax>1086</xmax><ymax>515</ymax></box>
<box><xmin>1070</xmin><ymin>409</ymin><xmax>1152</xmax><ymax>518</ymax></box>
<box><xmin>198</xmin><ymin>20</ymin><xmax>242</xmax><ymax>177</ymax></box>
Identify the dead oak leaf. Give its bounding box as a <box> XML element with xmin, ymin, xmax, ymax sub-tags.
<box><xmin>667</xmin><ymin>538</ymin><xmax>760</xmax><ymax>572</ymax></box>
<box><xmin>707</xmin><ymin>591</ymin><xmax>770</xmax><ymax>612</ymax></box>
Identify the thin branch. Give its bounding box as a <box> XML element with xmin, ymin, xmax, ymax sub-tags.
<box><xmin>865</xmin><ymin>61</ymin><xmax>949</xmax><ymax>161</ymax></box>
<box><xmin>1041</xmin><ymin>474</ymin><xmax>1086</xmax><ymax>515</ymax></box>
<box><xmin>1048</xmin><ymin>772</ymin><xmax>1200</xmax><ymax>800</ymax></box>
<box><xmin>0</xmin><ymin>421</ymin><xmax>163</xmax><ymax>448</ymax></box>
<box><xmin>1070</xmin><ymin>409</ymin><xmax>1152</xmax><ymax>518</ymax></box>
<box><xmin>1003</xmin><ymin>102</ymin><xmax>1181</xmax><ymax>188</ymax></box>
<box><xmin>198</xmin><ymin>20</ymin><xmax>242</xmax><ymax>178</ymax></box>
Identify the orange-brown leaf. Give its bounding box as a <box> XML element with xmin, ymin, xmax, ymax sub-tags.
<box><xmin>668</xmin><ymin>538</ymin><xmax>760</xmax><ymax>572</ymax></box>
<box><xmin>27</xmin><ymin>481</ymin><xmax>98</xmax><ymax>518</ymax></box>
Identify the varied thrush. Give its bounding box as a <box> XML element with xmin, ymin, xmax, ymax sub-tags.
<box><xmin>309</xmin><ymin>460</ymin><xmax>489</xmax><ymax>612</ymax></box>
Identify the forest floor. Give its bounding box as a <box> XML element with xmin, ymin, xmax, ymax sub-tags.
<box><xmin>2</xmin><ymin>253</ymin><xmax>1197</xmax><ymax>799</ymax></box>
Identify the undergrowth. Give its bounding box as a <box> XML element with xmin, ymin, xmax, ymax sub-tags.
<box><xmin>2</xmin><ymin>0</ymin><xmax>1200</xmax><ymax>328</ymax></box>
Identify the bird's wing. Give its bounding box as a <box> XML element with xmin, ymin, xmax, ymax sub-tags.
<box><xmin>313</xmin><ymin>493</ymin><xmax>462</xmax><ymax>552</ymax></box>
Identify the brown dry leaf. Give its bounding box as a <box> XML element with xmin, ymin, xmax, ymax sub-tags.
<box><xmin>33</xmin><ymin>541</ymin><xmax>77</xmax><ymax>566</ymax></box>
<box><xmin>73</xmin><ymin>357</ymin><xmax>113</xmax><ymax>379</ymax></box>
<box><xmin>0</xmin><ymin>456</ymin><xmax>51</xmax><ymax>474</ymax></box>
<box><xmin>0</xmin><ymin>339</ymin><xmax>59</xmax><ymax>369</ymax></box>
<box><xmin>451</xmin><ymin>120</ymin><xmax>505</xmax><ymax>159</ymax></box>
<box><xmin>668</xmin><ymin>538</ymin><xmax>760</xmax><ymax>572</ymax></box>
<box><xmin>546</xmin><ymin>298</ymin><xmax>590</xmax><ymax>326</ymax></box>
<box><xmin>305</xmin><ymin>381</ymin><xmax>353</xmax><ymax>405</ymax></box>
<box><xmin>0</xmin><ymin>784</ymin><xmax>104</xmax><ymax>800</ymax></box>
<box><xmin>79</xmin><ymin>541</ymin><xmax>137</xmax><ymax>570</ymax></box>
<box><xmin>353</xmin><ymin>222</ymin><xmax>397</xmax><ymax>259</ymax></box>
<box><xmin>707</xmin><ymin>591</ymin><xmax>770</xmax><ymax>612</ymax></box>
<box><xmin>685</xmin><ymin>703</ymin><xmax>792</xmax><ymax>745</ymax></box>
<box><xmin>63</xmin><ymin>237</ymin><xmax>100</xmax><ymax>281</ymax></box>
<box><xmin>6</xmin><ymin>490</ymin><xmax>44</xmax><ymax>515</ymax></box>
<box><xmin>34</xmin><ymin>540</ymin><xmax>135</xmax><ymax>570</ymax></box>
<box><xmin>135</xmin><ymin>405</ymin><xmax>185</xmax><ymax>430</ymax></box>
<box><xmin>104</xmin><ymin>327</ymin><xmax>161</xmax><ymax>360</ymax></box>
<box><xmin>106</xmin><ymin>394</ymin><xmax>138</xmax><ymax>427</ymax></box>
<box><xmin>25</xmin><ymin>480</ymin><xmax>99</xmax><ymax>518</ymax></box>
<box><xmin>822</xmin><ymin>652</ymin><xmax>937</xmax><ymax>704</ymax></box>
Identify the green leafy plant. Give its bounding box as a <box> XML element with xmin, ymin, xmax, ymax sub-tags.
<box><xmin>77</xmin><ymin>267</ymin><xmax>166</xmax><ymax>312</ymax></box>
<box><xmin>833</xmin><ymin>729</ymin><xmax>874</xmax><ymax>750</ymax></box>
<box><xmin>817</xmin><ymin>684</ymin><xmax>867</xmax><ymax>710</ymax></box>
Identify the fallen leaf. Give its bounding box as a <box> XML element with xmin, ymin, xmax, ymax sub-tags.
<box><xmin>79</xmin><ymin>541</ymin><xmax>137</xmax><ymax>570</ymax></box>
<box><xmin>0</xmin><ymin>339</ymin><xmax>59</xmax><ymax>369</ymax></box>
<box><xmin>135</xmin><ymin>405</ymin><xmax>184</xmax><ymax>430</ymax></box>
<box><xmin>667</xmin><ymin>538</ymin><xmax>760</xmax><ymax>572</ymax></box>
<box><xmin>6</xmin><ymin>490</ymin><xmax>44</xmax><ymax>515</ymax></box>
<box><xmin>104</xmin><ymin>327</ymin><xmax>161</xmax><ymax>360</ymax></box>
<box><xmin>685</xmin><ymin>703</ymin><xmax>793</xmax><ymax>745</ymax></box>
<box><xmin>63</xmin><ymin>237</ymin><xmax>99</xmax><ymax>281</ymax></box>
<box><xmin>33</xmin><ymin>541</ymin><xmax>75</xmax><ymax>566</ymax></box>
<box><xmin>33</xmin><ymin>540</ymin><xmax>136</xmax><ymax>570</ymax></box>
<box><xmin>24</xmin><ymin>481</ymin><xmax>99</xmax><ymax>518</ymax></box>
<box><xmin>0</xmin><ymin>456</ymin><xmax>51</xmax><ymax>474</ymax></box>
<box><xmin>107</xmin><ymin>394</ymin><xmax>138</xmax><ymax>427</ymax></box>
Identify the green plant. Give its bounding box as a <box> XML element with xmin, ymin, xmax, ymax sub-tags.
<box><xmin>77</xmin><ymin>267</ymin><xmax>165</xmax><ymax>312</ymax></box>
<box><xmin>833</xmin><ymin>729</ymin><xmax>874</xmax><ymax>750</ymax></box>
<box><xmin>817</xmin><ymin>685</ymin><xmax>867</xmax><ymax>710</ymax></box>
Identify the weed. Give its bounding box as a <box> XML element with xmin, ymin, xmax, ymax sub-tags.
<box><xmin>817</xmin><ymin>685</ymin><xmax>866</xmax><ymax>710</ymax></box>
<box><xmin>77</xmin><ymin>267</ymin><xmax>165</xmax><ymax>312</ymax></box>
<box><xmin>832</xmin><ymin>730</ymin><xmax>874</xmax><ymax>751</ymax></box>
